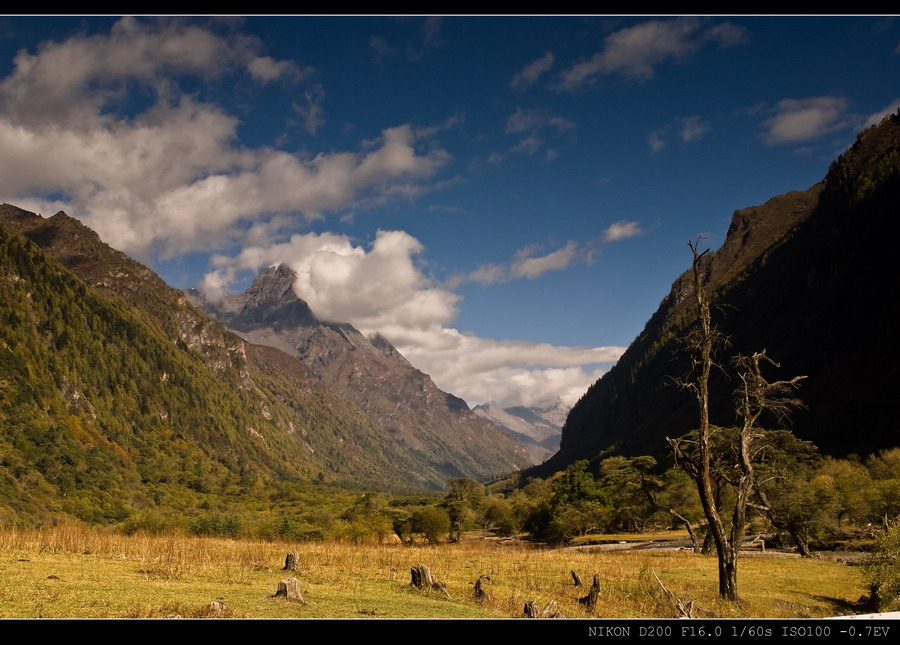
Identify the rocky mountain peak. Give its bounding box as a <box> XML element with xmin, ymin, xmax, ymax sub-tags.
<box><xmin>250</xmin><ymin>263</ymin><xmax>297</xmax><ymax>294</ymax></box>
<box><xmin>225</xmin><ymin>263</ymin><xmax>318</xmax><ymax>331</ymax></box>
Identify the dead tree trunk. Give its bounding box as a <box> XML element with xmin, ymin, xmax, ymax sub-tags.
<box><xmin>668</xmin><ymin>239</ymin><xmax>735</xmax><ymax>600</ymax></box>
<box><xmin>571</xmin><ymin>570</ymin><xmax>584</xmax><ymax>588</ymax></box>
<box><xmin>274</xmin><ymin>577</ymin><xmax>305</xmax><ymax>603</ymax></box>
<box><xmin>669</xmin><ymin>242</ymin><xmax>805</xmax><ymax>603</ymax></box>
<box><xmin>283</xmin><ymin>552</ymin><xmax>298</xmax><ymax>571</ymax></box>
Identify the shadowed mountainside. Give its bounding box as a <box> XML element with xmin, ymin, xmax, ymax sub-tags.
<box><xmin>533</xmin><ymin>111</ymin><xmax>900</xmax><ymax>477</ymax></box>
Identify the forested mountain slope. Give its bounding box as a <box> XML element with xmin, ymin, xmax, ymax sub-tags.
<box><xmin>0</xmin><ymin>205</ymin><xmax>525</xmax><ymax>524</ymax></box>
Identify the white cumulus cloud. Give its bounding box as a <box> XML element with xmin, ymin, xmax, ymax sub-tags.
<box><xmin>0</xmin><ymin>18</ymin><xmax>450</xmax><ymax>260</ymax></box>
<box><xmin>557</xmin><ymin>18</ymin><xmax>746</xmax><ymax>90</ymax></box>
<box><xmin>603</xmin><ymin>220</ymin><xmax>643</xmax><ymax>242</ymax></box>
<box><xmin>202</xmin><ymin>229</ymin><xmax>625</xmax><ymax>409</ymax></box>
<box><xmin>762</xmin><ymin>96</ymin><xmax>849</xmax><ymax>145</ymax></box>
<box><xmin>510</xmin><ymin>242</ymin><xmax>579</xmax><ymax>280</ymax></box>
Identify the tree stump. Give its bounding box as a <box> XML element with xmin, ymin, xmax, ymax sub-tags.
<box><xmin>577</xmin><ymin>574</ymin><xmax>601</xmax><ymax>615</ymax></box>
<box><xmin>283</xmin><ymin>552</ymin><xmax>298</xmax><ymax>571</ymax></box>
<box><xmin>410</xmin><ymin>563</ymin><xmax>434</xmax><ymax>589</ymax></box>
<box><xmin>274</xmin><ymin>577</ymin><xmax>305</xmax><ymax>604</ymax></box>
<box><xmin>571</xmin><ymin>570</ymin><xmax>584</xmax><ymax>588</ymax></box>
<box><xmin>474</xmin><ymin>574</ymin><xmax>492</xmax><ymax>601</ymax></box>
<box><xmin>410</xmin><ymin>563</ymin><xmax>450</xmax><ymax>598</ymax></box>
<box><xmin>540</xmin><ymin>600</ymin><xmax>565</xmax><ymax>618</ymax></box>
<box><xmin>524</xmin><ymin>599</ymin><xmax>565</xmax><ymax>618</ymax></box>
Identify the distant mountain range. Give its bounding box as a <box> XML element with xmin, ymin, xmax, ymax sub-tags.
<box><xmin>473</xmin><ymin>401</ymin><xmax>566</xmax><ymax>464</ymax></box>
<box><xmin>0</xmin><ymin>203</ymin><xmax>528</xmax><ymax>523</ymax></box>
<box><xmin>188</xmin><ymin>264</ymin><xmax>529</xmax><ymax>483</ymax></box>
<box><xmin>532</xmin><ymin>111</ymin><xmax>900</xmax><ymax>477</ymax></box>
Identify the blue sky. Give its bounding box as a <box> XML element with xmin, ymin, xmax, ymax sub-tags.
<box><xmin>1</xmin><ymin>16</ymin><xmax>898</xmax><ymax>409</ymax></box>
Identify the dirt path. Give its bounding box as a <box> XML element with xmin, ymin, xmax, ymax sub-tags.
<box><xmin>567</xmin><ymin>539</ymin><xmax>867</xmax><ymax>562</ymax></box>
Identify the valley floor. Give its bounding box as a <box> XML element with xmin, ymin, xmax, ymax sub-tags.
<box><xmin>0</xmin><ymin>525</ymin><xmax>868</xmax><ymax>619</ymax></box>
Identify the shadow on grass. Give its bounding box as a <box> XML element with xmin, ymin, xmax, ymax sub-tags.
<box><xmin>809</xmin><ymin>594</ymin><xmax>864</xmax><ymax>615</ymax></box>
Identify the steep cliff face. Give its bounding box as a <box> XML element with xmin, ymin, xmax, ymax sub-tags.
<box><xmin>534</xmin><ymin>112</ymin><xmax>900</xmax><ymax>476</ymax></box>
<box><xmin>191</xmin><ymin>265</ymin><xmax>531</xmax><ymax>482</ymax></box>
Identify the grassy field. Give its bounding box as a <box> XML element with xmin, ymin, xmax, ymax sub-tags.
<box><xmin>0</xmin><ymin>524</ymin><xmax>867</xmax><ymax>619</ymax></box>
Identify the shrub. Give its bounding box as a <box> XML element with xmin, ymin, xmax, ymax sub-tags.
<box><xmin>189</xmin><ymin>512</ymin><xmax>242</xmax><ymax>538</ymax></box>
<box><xmin>863</xmin><ymin>519</ymin><xmax>900</xmax><ymax>611</ymax></box>
<box><xmin>411</xmin><ymin>506</ymin><xmax>450</xmax><ymax>544</ymax></box>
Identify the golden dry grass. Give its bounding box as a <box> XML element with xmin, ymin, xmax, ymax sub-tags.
<box><xmin>0</xmin><ymin>523</ymin><xmax>867</xmax><ymax>619</ymax></box>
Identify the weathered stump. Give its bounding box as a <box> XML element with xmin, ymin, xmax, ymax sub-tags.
<box><xmin>474</xmin><ymin>574</ymin><xmax>492</xmax><ymax>601</ymax></box>
<box><xmin>540</xmin><ymin>600</ymin><xmax>565</xmax><ymax>618</ymax></box>
<box><xmin>571</xmin><ymin>570</ymin><xmax>584</xmax><ymax>588</ymax></box>
<box><xmin>205</xmin><ymin>601</ymin><xmax>228</xmax><ymax>616</ymax></box>
<box><xmin>410</xmin><ymin>563</ymin><xmax>450</xmax><ymax>598</ymax></box>
<box><xmin>577</xmin><ymin>574</ymin><xmax>601</xmax><ymax>615</ymax></box>
<box><xmin>523</xmin><ymin>599</ymin><xmax>565</xmax><ymax>618</ymax></box>
<box><xmin>410</xmin><ymin>563</ymin><xmax>434</xmax><ymax>589</ymax></box>
<box><xmin>283</xmin><ymin>552</ymin><xmax>298</xmax><ymax>571</ymax></box>
<box><xmin>274</xmin><ymin>577</ymin><xmax>305</xmax><ymax>604</ymax></box>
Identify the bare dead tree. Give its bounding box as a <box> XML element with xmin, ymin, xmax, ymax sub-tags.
<box><xmin>667</xmin><ymin>240</ymin><xmax>805</xmax><ymax>602</ymax></box>
<box><xmin>667</xmin><ymin>238</ymin><xmax>736</xmax><ymax>600</ymax></box>
<box><xmin>734</xmin><ymin>350</ymin><xmax>812</xmax><ymax>558</ymax></box>
<box><xmin>732</xmin><ymin>352</ymin><xmax>807</xmax><ymax>557</ymax></box>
